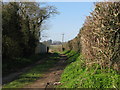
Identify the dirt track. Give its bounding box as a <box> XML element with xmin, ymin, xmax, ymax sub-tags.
<box><xmin>24</xmin><ymin>54</ymin><xmax>67</xmax><ymax>88</ymax></box>
<box><xmin>3</xmin><ymin>60</ymin><xmax>45</xmax><ymax>85</ymax></box>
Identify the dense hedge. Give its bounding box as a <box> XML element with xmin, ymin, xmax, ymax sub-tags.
<box><xmin>63</xmin><ymin>2</ymin><xmax>120</xmax><ymax>71</ymax></box>
<box><xmin>63</xmin><ymin>35</ymin><xmax>81</xmax><ymax>52</ymax></box>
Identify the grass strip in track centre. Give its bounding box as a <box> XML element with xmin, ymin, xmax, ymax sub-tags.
<box><xmin>3</xmin><ymin>53</ymin><xmax>60</xmax><ymax>88</ymax></box>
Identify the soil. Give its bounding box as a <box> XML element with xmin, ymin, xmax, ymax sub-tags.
<box><xmin>2</xmin><ymin>59</ymin><xmax>45</xmax><ymax>85</ymax></box>
<box><xmin>24</xmin><ymin>54</ymin><xmax>67</xmax><ymax>88</ymax></box>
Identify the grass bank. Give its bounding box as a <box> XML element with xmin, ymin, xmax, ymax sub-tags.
<box><xmin>3</xmin><ymin>53</ymin><xmax>60</xmax><ymax>88</ymax></box>
<box><xmin>3</xmin><ymin>53</ymin><xmax>49</xmax><ymax>77</ymax></box>
<box><xmin>58</xmin><ymin>51</ymin><xmax>120</xmax><ymax>88</ymax></box>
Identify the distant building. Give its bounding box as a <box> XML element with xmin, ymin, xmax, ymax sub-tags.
<box><xmin>42</xmin><ymin>39</ymin><xmax>53</xmax><ymax>46</ymax></box>
<box><xmin>47</xmin><ymin>39</ymin><xmax>52</xmax><ymax>45</ymax></box>
<box><xmin>52</xmin><ymin>41</ymin><xmax>62</xmax><ymax>45</ymax></box>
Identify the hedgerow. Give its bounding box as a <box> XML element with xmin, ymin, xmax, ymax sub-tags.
<box><xmin>63</xmin><ymin>2</ymin><xmax>120</xmax><ymax>71</ymax></box>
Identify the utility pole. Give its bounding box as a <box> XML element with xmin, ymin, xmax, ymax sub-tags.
<box><xmin>62</xmin><ymin>33</ymin><xmax>64</xmax><ymax>51</ymax></box>
<box><xmin>62</xmin><ymin>33</ymin><xmax>64</xmax><ymax>43</ymax></box>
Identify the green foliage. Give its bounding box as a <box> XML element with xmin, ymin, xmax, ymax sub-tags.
<box><xmin>2</xmin><ymin>2</ymin><xmax>58</xmax><ymax>58</ymax></box>
<box><xmin>61</xmin><ymin>50</ymin><xmax>71</xmax><ymax>55</ymax></box>
<box><xmin>58</xmin><ymin>54</ymin><xmax>120</xmax><ymax>88</ymax></box>
<box><xmin>2</xmin><ymin>3</ymin><xmax>23</xmax><ymax>59</ymax></box>
<box><xmin>2</xmin><ymin>36</ymin><xmax>22</xmax><ymax>59</ymax></box>
<box><xmin>65</xmin><ymin>50</ymin><xmax>80</xmax><ymax>64</ymax></box>
<box><xmin>2</xmin><ymin>2</ymin><xmax>58</xmax><ymax>76</ymax></box>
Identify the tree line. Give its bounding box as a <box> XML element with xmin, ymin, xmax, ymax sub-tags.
<box><xmin>2</xmin><ymin>2</ymin><xmax>58</xmax><ymax>61</ymax></box>
<box><xmin>2</xmin><ymin>2</ymin><xmax>58</xmax><ymax>76</ymax></box>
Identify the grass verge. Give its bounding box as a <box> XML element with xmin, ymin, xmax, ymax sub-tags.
<box><xmin>58</xmin><ymin>51</ymin><xmax>120</xmax><ymax>88</ymax></box>
<box><xmin>3</xmin><ymin>53</ymin><xmax>60</xmax><ymax>88</ymax></box>
<box><xmin>3</xmin><ymin>53</ymin><xmax>48</xmax><ymax>77</ymax></box>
